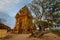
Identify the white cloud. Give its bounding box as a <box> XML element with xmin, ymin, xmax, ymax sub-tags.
<box><xmin>3</xmin><ymin>0</ymin><xmax>10</xmax><ymax>3</ymax></box>
<box><xmin>16</xmin><ymin>0</ymin><xmax>20</xmax><ymax>3</ymax></box>
<box><xmin>0</xmin><ymin>0</ymin><xmax>20</xmax><ymax>12</ymax></box>
<box><xmin>0</xmin><ymin>0</ymin><xmax>32</xmax><ymax>16</ymax></box>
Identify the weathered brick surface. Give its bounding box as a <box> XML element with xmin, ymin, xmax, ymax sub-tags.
<box><xmin>13</xmin><ymin>6</ymin><xmax>33</xmax><ymax>34</ymax></box>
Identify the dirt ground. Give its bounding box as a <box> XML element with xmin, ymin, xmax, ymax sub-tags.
<box><xmin>0</xmin><ymin>32</ymin><xmax>60</xmax><ymax>40</ymax></box>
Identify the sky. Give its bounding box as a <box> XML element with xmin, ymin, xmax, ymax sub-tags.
<box><xmin>0</xmin><ymin>0</ymin><xmax>32</xmax><ymax>17</ymax></box>
<box><xmin>0</xmin><ymin>0</ymin><xmax>32</xmax><ymax>29</ymax></box>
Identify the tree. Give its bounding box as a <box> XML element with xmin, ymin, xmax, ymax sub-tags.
<box><xmin>27</xmin><ymin>0</ymin><xmax>60</xmax><ymax>37</ymax></box>
<box><xmin>27</xmin><ymin>0</ymin><xmax>60</xmax><ymax>26</ymax></box>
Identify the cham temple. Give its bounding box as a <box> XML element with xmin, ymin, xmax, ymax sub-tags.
<box><xmin>13</xmin><ymin>6</ymin><xmax>35</xmax><ymax>34</ymax></box>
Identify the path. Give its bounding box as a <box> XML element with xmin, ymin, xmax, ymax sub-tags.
<box><xmin>0</xmin><ymin>33</ymin><xmax>60</xmax><ymax>40</ymax></box>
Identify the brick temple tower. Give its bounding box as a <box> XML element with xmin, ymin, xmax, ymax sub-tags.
<box><xmin>13</xmin><ymin>6</ymin><xmax>33</xmax><ymax>34</ymax></box>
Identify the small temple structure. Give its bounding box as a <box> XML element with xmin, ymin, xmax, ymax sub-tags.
<box><xmin>13</xmin><ymin>6</ymin><xmax>35</xmax><ymax>34</ymax></box>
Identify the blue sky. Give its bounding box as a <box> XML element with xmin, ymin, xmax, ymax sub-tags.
<box><xmin>0</xmin><ymin>0</ymin><xmax>32</xmax><ymax>17</ymax></box>
<box><xmin>0</xmin><ymin>0</ymin><xmax>32</xmax><ymax>29</ymax></box>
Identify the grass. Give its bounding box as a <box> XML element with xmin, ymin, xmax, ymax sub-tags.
<box><xmin>0</xmin><ymin>29</ymin><xmax>7</xmax><ymax>38</ymax></box>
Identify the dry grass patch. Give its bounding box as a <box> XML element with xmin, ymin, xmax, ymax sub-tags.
<box><xmin>0</xmin><ymin>29</ymin><xmax>7</xmax><ymax>38</ymax></box>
